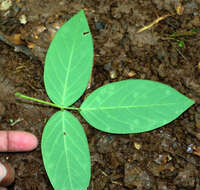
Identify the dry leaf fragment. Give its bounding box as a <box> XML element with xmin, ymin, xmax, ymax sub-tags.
<box><xmin>198</xmin><ymin>61</ymin><xmax>200</xmax><ymax>69</ymax></box>
<box><xmin>27</xmin><ymin>42</ymin><xmax>35</xmax><ymax>49</ymax></box>
<box><xmin>193</xmin><ymin>146</ymin><xmax>200</xmax><ymax>157</ymax></box>
<box><xmin>176</xmin><ymin>3</ymin><xmax>184</xmax><ymax>15</ymax></box>
<box><xmin>127</xmin><ymin>71</ymin><xmax>136</xmax><ymax>78</ymax></box>
<box><xmin>6</xmin><ymin>33</ymin><xmax>25</xmax><ymax>45</ymax></box>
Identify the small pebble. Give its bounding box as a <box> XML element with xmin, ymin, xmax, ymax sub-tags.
<box><xmin>19</xmin><ymin>14</ymin><xmax>27</xmax><ymax>25</ymax></box>
<box><xmin>186</xmin><ymin>144</ymin><xmax>194</xmax><ymax>153</ymax></box>
<box><xmin>127</xmin><ymin>70</ymin><xmax>136</xmax><ymax>78</ymax></box>
<box><xmin>96</xmin><ymin>22</ymin><xmax>104</xmax><ymax>30</ymax></box>
<box><xmin>134</xmin><ymin>142</ymin><xmax>141</xmax><ymax>150</ymax></box>
<box><xmin>104</xmin><ymin>62</ymin><xmax>112</xmax><ymax>71</ymax></box>
<box><xmin>109</xmin><ymin>70</ymin><xmax>117</xmax><ymax>79</ymax></box>
<box><xmin>0</xmin><ymin>0</ymin><xmax>12</xmax><ymax>11</ymax></box>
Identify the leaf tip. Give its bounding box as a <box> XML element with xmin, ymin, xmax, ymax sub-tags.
<box><xmin>190</xmin><ymin>99</ymin><xmax>195</xmax><ymax>106</ymax></box>
<box><xmin>78</xmin><ymin>9</ymin><xmax>85</xmax><ymax>16</ymax></box>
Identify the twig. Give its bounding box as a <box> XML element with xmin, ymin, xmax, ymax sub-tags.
<box><xmin>175</xmin><ymin>47</ymin><xmax>188</xmax><ymax>62</ymax></box>
<box><xmin>10</xmin><ymin>118</ymin><xmax>24</xmax><ymax>126</ymax></box>
<box><xmin>137</xmin><ymin>14</ymin><xmax>171</xmax><ymax>33</ymax></box>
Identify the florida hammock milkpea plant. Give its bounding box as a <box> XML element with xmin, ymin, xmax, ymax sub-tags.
<box><xmin>15</xmin><ymin>10</ymin><xmax>195</xmax><ymax>190</ymax></box>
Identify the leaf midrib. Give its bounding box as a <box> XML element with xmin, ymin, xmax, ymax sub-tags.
<box><xmin>62</xmin><ymin>19</ymin><xmax>80</xmax><ymax>105</ymax></box>
<box><xmin>62</xmin><ymin>112</ymin><xmax>73</xmax><ymax>189</ymax></box>
<box><xmin>82</xmin><ymin>101</ymin><xmax>192</xmax><ymax>111</ymax></box>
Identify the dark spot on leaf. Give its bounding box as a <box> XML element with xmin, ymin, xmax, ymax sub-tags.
<box><xmin>83</xmin><ymin>31</ymin><xmax>89</xmax><ymax>35</ymax></box>
<box><xmin>64</xmin><ymin>132</ymin><xmax>66</xmax><ymax>136</ymax></box>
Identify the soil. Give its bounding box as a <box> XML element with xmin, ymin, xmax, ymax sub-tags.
<box><xmin>0</xmin><ymin>0</ymin><xmax>200</xmax><ymax>189</ymax></box>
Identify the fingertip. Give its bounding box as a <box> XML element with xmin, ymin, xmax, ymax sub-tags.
<box><xmin>24</xmin><ymin>132</ymin><xmax>38</xmax><ymax>151</ymax></box>
<box><xmin>23</xmin><ymin>131</ymin><xmax>38</xmax><ymax>150</ymax></box>
<box><xmin>8</xmin><ymin>131</ymin><xmax>38</xmax><ymax>152</ymax></box>
<box><xmin>29</xmin><ymin>133</ymin><xmax>39</xmax><ymax>151</ymax></box>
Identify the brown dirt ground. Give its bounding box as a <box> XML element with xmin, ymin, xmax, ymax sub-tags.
<box><xmin>0</xmin><ymin>0</ymin><xmax>200</xmax><ymax>189</ymax></box>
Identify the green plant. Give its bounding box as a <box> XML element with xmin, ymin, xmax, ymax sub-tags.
<box><xmin>162</xmin><ymin>28</ymin><xmax>198</xmax><ymax>48</ymax></box>
<box><xmin>15</xmin><ymin>10</ymin><xmax>195</xmax><ymax>190</ymax></box>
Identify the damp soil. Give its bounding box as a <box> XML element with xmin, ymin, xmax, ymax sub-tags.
<box><xmin>0</xmin><ymin>0</ymin><xmax>200</xmax><ymax>189</ymax></box>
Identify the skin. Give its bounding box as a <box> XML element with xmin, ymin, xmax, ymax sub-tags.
<box><xmin>0</xmin><ymin>131</ymin><xmax>38</xmax><ymax>187</ymax></box>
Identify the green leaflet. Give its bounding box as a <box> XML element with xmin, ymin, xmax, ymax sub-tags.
<box><xmin>44</xmin><ymin>10</ymin><xmax>93</xmax><ymax>107</ymax></box>
<box><xmin>41</xmin><ymin>110</ymin><xmax>91</xmax><ymax>190</ymax></box>
<box><xmin>80</xmin><ymin>80</ymin><xmax>195</xmax><ymax>134</ymax></box>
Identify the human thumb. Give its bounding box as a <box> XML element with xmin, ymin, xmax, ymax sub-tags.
<box><xmin>0</xmin><ymin>162</ymin><xmax>15</xmax><ymax>187</ymax></box>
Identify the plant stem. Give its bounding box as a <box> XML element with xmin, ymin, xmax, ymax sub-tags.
<box><xmin>161</xmin><ymin>30</ymin><xmax>198</xmax><ymax>42</ymax></box>
<box><xmin>15</xmin><ymin>92</ymin><xmax>81</xmax><ymax>111</ymax></box>
<box><xmin>170</xmin><ymin>31</ymin><xmax>197</xmax><ymax>38</ymax></box>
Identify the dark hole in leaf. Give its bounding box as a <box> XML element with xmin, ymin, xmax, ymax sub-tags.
<box><xmin>64</xmin><ymin>132</ymin><xmax>66</xmax><ymax>136</ymax></box>
<box><xmin>83</xmin><ymin>31</ymin><xmax>89</xmax><ymax>35</ymax></box>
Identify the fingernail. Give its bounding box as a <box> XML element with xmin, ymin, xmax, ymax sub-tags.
<box><xmin>0</xmin><ymin>162</ymin><xmax>15</xmax><ymax>187</ymax></box>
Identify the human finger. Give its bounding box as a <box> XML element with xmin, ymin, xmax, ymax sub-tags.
<box><xmin>0</xmin><ymin>162</ymin><xmax>15</xmax><ymax>187</ymax></box>
<box><xmin>0</xmin><ymin>131</ymin><xmax>38</xmax><ymax>152</ymax></box>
